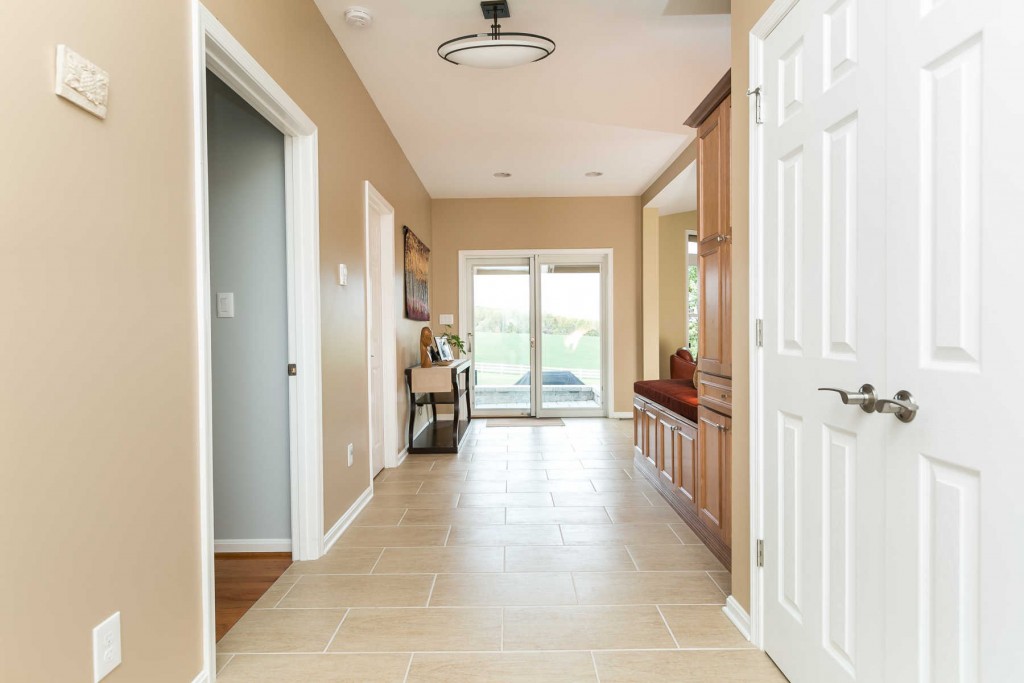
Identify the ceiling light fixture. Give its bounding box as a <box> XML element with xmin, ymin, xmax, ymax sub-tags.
<box><xmin>493</xmin><ymin>172</ymin><xmax>512</xmax><ymax>178</ymax></box>
<box><xmin>438</xmin><ymin>1</ymin><xmax>556</xmax><ymax>69</ymax></box>
<box><xmin>585</xmin><ymin>171</ymin><xmax>604</xmax><ymax>177</ymax></box>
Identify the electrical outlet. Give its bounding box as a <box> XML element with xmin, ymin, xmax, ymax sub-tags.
<box><xmin>347</xmin><ymin>443</ymin><xmax>354</xmax><ymax>467</ymax></box>
<box><xmin>92</xmin><ymin>612</ymin><xmax>121</xmax><ymax>682</ymax></box>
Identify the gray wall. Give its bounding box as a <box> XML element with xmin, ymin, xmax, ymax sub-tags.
<box><xmin>207</xmin><ymin>73</ymin><xmax>291</xmax><ymax>543</ymax></box>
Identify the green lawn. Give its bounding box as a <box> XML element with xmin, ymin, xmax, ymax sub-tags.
<box><xmin>473</xmin><ymin>332</ymin><xmax>601</xmax><ymax>386</ymax></box>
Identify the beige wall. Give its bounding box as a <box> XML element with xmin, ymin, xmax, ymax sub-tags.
<box><xmin>642</xmin><ymin>208</ymin><xmax>662</xmax><ymax>380</ymax></box>
<box><xmin>0</xmin><ymin>2</ymin><xmax>200</xmax><ymax>680</ymax></box>
<box><xmin>730</xmin><ymin>0</ymin><xmax>775</xmax><ymax>614</ymax></box>
<box><xmin>1</xmin><ymin>1</ymin><xmax>430</xmax><ymax>680</ymax></box>
<box><xmin>658</xmin><ymin>212</ymin><xmax>698</xmax><ymax>378</ymax></box>
<box><xmin>431</xmin><ymin>198</ymin><xmax>642</xmax><ymax>415</ymax></box>
<box><xmin>202</xmin><ymin>0</ymin><xmax>433</xmax><ymax>527</ymax></box>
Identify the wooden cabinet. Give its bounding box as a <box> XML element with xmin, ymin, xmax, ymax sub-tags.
<box><xmin>698</xmin><ymin>241</ymin><xmax>731</xmax><ymax>378</ymax></box>
<box><xmin>697</xmin><ymin>406</ymin><xmax>731</xmax><ymax>546</ymax></box>
<box><xmin>697</xmin><ymin>95</ymin><xmax>731</xmax><ymax>246</ymax></box>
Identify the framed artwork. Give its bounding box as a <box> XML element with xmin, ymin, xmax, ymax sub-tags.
<box><xmin>403</xmin><ymin>226</ymin><xmax>430</xmax><ymax>321</ymax></box>
<box><xmin>434</xmin><ymin>336</ymin><xmax>454</xmax><ymax>362</ymax></box>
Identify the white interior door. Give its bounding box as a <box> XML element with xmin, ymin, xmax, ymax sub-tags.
<box><xmin>760</xmin><ymin>0</ymin><xmax>886</xmax><ymax>680</ymax></box>
<box><xmin>884</xmin><ymin>1</ymin><xmax>1024</xmax><ymax>680</ymax></box>
<box><xmin>367</xmin><ymin>201</ymin><xmax>385</xmax><ymax>476</ymax></box>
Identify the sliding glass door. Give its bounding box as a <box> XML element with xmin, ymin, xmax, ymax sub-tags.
<box><xmin>464</xmin><ymin>252</ymin><xmax>608</xmax><ymax>418</ymax></box>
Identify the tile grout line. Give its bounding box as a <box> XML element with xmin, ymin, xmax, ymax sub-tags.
<box><xmin>396</xmin><ymin>508</ymin><xmax>410</xmax><ymax>526</ymax></box>
<box><xmin>656</xmin><ymin>604</ymin><xmax>682</xmax><ymax>650</ymax></box>
<box><xmin>425</xmin><ymin>573</ymin><xmax>439</xmax><ymax>606</ymax></box>
<box><xmin>367</xmin><ymin>548</ymin><xmax>387</xmax><ymax>574</ymax></box>
<box><xmin>591</xmin><ymin>650</ymin><xmax>602</xmax><ymax>683</ymax></box>
<box><xmin>623</xmin><ymin>545</ymin><xmax>641</xmax><ymax>572</ymax></box>
<box><xmin>321</xmin><ymin>608</ymin><xmax>350</xmax><ymax>653</ymax></box>
<box><xmin>443</xmin><ymin>524</ymin><xmax>453</xmax><ymax>547</ymax></box>
<box><xmin>272</xmin><ymin>576</ymin><xmax>301</xmax><ymax>608</ymax></box>
<box><xmin>401</xmin><ymin>652</ymin><xmax>415</xmax><ymax>683</ymax></box>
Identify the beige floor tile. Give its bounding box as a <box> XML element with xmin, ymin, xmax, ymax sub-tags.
<box><xmin>352</xmin><ymin>507</ymin><xmax>408</xmax><ymax>526</ymax></box>
<box><xmin>506</xmin><ymin>507</ymin><xmax>610</xmax><ymax>525</ymax></box>
<box><xmin>368</xmin><ymin>493</ymin><xmax>460</xmax><ymax>509</ymax></box>
<box><xmin>382</xmin><ymin>470</ymin><xmax>467</xmax><ymax>482</ymax></box>
<box><xmin>458</xmin><ymin>493</ymin><xmax>553</xmax><ymax>507</ymax></box>
<box><xmin>561</xmin><ymin>524</ymin><xmax>681</xmax><ymax>546</ymax></box>
<box><xmin>670</xmin><ymin>523</ymin><xmax>703</xmax><ymax>544</ymax></box>
<box><xmin>659</xmin><ymin>605</ymin><xmax>754</xmax><ymax>648</ymax></box>
<box><xmin>506</xmin><ymin>460</ymin><xmax>583</xmax><ymax>470</ymax></box>
<box><xmin>507</xmin><ymin>480</ymin><xmax>596</xmax><ymax>493</ymax></box>
<box><xmin>626</xmin><ymin>544</ymin><xmax>726</xmax><ymax>571</ymax></box>
<box><xmin>590</xmin><ymin>479</ymin><xmax>657</xmax><ymax>493</ymax></box>
<box><xmin>251</xmin><ymin>583</ymin><xmax>293</xmax><ymax>609</ymax></box>
<box><xmin>573</xmin><ymin>571</ymin><xmax>725</xmax><ymax>605</ymax></box>
<box><xmin>502</xmin><ymin>605</ymin><xmax>675</xmax><ymax>650</ymax></box>
<box><xmin>709</xmin><ymin>570</ymin><xmax>732</xmax><ymax>595</ymax></box>
<box><xmin>284</xmin><ymin>547</ymin><xmax>384</xmax><ymax>576</ymax></box>
<box><xmin>373</xmin><ymin>546</ymin><xmax>504</xmax><ymax>574</ymax></box>
<box><xmin>593</xmin><ymin>650</ymin><xmax>788</xmax><ymax>683</ymax></box>
<box><xmin>278</xmin><ymin>574</ymin><xmax>435</xmax><ymax>608</ymax></box>
<box><xmin>335</xmin><ymin>526</ymin><xmax>449</xmax><ymax>547</ymax></box>
<box><xmin>417</xmin><ymin>480</ymin><xmax>507</xmax><ymax>494</ymax></box>
<box><xmin>467</xmin><ymin>470</ymin><xmax>548</xmax><ymax>481</ymax></box>
<box><xmin>407</xmin><ymin>652</ymin><xmax>598</xmax><ymax>683</ymax></box>
<box><xmin>581</xmin><ymin>459</ymin><xmax>634</xmax><ymax>469</ymax></box>
<box><xmin>430</xmin><ymin>572</ymin><xmax>577</xmax><ymax>606</ymax></box>
<box><xmin>328</xmin><ymin>608</ymin><xmax>502</xmax><ymax>652</ymax></box>
<box><xmin>218</xmin><ymin>653</ymin><xmax>412</xmax><ymax>682</ymax></box>
<box><xmin>400</xmin><ymin>508</ymin><xmax>505</xmax><ymax>526</ymax></box>
<box><xmin>373</xmin><ymin>482</ymin><xmax>423</xmax><ymax>495</ymax></box>
<box><xmin>504</xmin><ymin>546</ymin><xmax>636</xmax><ymax>573</ymax></box>
<box><xmin>472</xmin><ymin>451</ymin><xmax>541</xmax><ymax>461</ymax></box>
<box><xmin>217</xmin><ymin>609</ymin><xmax>346</xmax><ymax>653</ymax></box>
<box><xmin>447</xmin><ymin>525</ymin><xmax>563</xmax><ymax>546</ymax></box>
<box><xmin>552</xmin><ymin>492</ymin><xmax>652</xmax><ymax>507</ymax></box>
<box><xmin>546</xmin><ymin>469</ymin><xmax>631</xmax><ymax>480</ymax></box>
<box><xmin>606</xmin><ymin>506</ymin><xmax>684</xmax><ymax>524</ymax></box>
<box><xmin>216</xmin><ymin>654</ymin><xmax>234</xmax><ymax>673</ymax></box>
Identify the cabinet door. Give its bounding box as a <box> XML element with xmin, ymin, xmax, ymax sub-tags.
<box><xmin>697</xmin><ymin>406</ymin><xmax>731</xmax><ymax>544</ymax></box>
<box><xmin>698</xmin><ymin>241</ymin><xmax>732</xmax><ymax>377</ymax></box>
<box><xmin>633</xmin><ymin>397</ymin><xmax>645</xmax><ymax>453</ymax></box>
<box><xmin>643</xmin><ymin>407</ymin><xmax>660</xmax><ymax>470</ymax></box>
<box><xmin>674</xmin><ymin>418</ymin><xmax>698</xmax><ymax>510</ymax></box>
<box><xmin>657</xmin><ymin>414</ymin><xmax>676</xmax><ymax>485</ymax></box>
<box><xmin>697</xmin><ymin>96</ymin><xmax>731</xmax><ymax>246</ymax></box>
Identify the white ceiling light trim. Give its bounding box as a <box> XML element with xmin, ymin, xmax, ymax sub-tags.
<box><xmin>438</xmin><ymin>1</ymin><xmax>555</xmax><ymax>69</ymax></box>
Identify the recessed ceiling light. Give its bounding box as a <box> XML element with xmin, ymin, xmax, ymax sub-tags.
<box><xmin>494</xmin><ymin>172</ymin><xmax>512</xmax><ymax>178</ymax></box>
<box><xmin>585</xmin><ymin>171</ymin><xmax>604</xmax><ymax>177</ymax></box>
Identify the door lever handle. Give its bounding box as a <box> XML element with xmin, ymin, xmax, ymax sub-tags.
<box><xmin>817</xmin><ymin>384</ymin><xmax>877</xmax><ymax>413</ymax></box>
<box><xmin>874</xmin><ymin>390</ymin><xmax>919</xmax><ymax>423</ymax></box>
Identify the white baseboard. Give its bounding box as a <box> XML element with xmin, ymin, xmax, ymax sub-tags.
<box><xmin>609</xmin><ymin>411</ymin><xmax>633</xmax><ymax>419</ymax></box>
<box><xmin>214</xmin><ymin>539</ymin><xmax>291</xmax><ymax>553</ymax></box>
<box><xmin>192</xmin><ymin>671</ymin><xmax>210</xmax><ymax>683</ymax></box>
<box><xmin>395</xmin><ymin>448</ymin><xmax>408</xmax><ymax>467</ymax></box>
<box><xmin>323</xmin><ymin>485</ymin><xmax>373</xmax><ymax>554</ymax></box>
<box><xmin>723</xmin><ymin>595</ymin><xmax>752</xmax><ymax>641</ymax></box>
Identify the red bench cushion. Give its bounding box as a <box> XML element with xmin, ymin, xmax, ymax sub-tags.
<box><xmin>633</xmin><ymin>379</ymin><xmax>699</xmax><ymax>424</ymax></box>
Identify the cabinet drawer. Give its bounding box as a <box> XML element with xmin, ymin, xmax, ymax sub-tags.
<box><xmin>698</xmin><ymin>374</ymin><xmax>732</xmax><ymax>416</ymax></box>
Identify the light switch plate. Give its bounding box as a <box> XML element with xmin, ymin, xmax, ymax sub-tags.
<box><xmin>92</xmin><ymin>612</ymin><xmax>121</xmax><ymax>682</ymax></box>
<box><xmin>216</xmin><ymin>293</ymin><xmax>235</xmax><ymax>318</ymax></box>
<box><xmin>55</xmin><ymin>45</ymin><xmax>109</xmax><ymax>119</ymax></box>
<box><xmin>439</xmin><ymin>314</ymin><xmax>454</xmax><ymax>325</ymax></box>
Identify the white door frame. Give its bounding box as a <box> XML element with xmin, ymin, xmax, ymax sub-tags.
<box><xmin>457</xmin><ymin>249</ymin><xmax>614</xmax><ymax>418</ymax></box>
<box><xmin>363</xmin><ymin>182</ymin><xmax>399</xmax><ymax>470</ymax></box>
<box><xmin>746</xmin><ymin>0</ymin><xmax>805</xmax><ymax>652</ymax></box>
<box><xmin>191</xmin><ymin>2</ymin><xmax>324</xmax><ymax>680</ymax></box>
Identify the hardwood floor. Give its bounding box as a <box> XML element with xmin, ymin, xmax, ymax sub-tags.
<box><xmin>215</xmin><ymin>552</ymin><xmax>292</xmax><ymax>641</ymax></box>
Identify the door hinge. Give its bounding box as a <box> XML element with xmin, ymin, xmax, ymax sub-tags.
<box><xmin>747</xmin><ymin>86</ymin><xmax>764</xmax><ymax>125</ymax></box>
<box><xmin>288</xmin><ymin>363</ymin><xmax>298</xmax><ymax>376</ymax></box>
<box><xmin>756</xmin><ymin>539</ymin><xmax>765</xmax><ymax>568</ymax></box>
<box><xmin>755</xmin><ymin>319</ymin><xmax>764</xmax><ymax>348</ymax></box>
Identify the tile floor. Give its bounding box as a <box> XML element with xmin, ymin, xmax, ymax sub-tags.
<box><xmin>217</xmin><ymin>418</ymin><xmax>787</xmax><ymax>682</ymax></box>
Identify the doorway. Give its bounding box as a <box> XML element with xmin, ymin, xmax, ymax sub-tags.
<box><xmin>460</xmin><ymin>250</ymin><xmax>612</xmax><ymax>418</ymax></box>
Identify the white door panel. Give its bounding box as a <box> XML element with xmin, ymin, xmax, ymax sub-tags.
<box><xmin>885</xmin><ymin>1</ymin><xmax>1024</xmax><ymax>681</ymax></box>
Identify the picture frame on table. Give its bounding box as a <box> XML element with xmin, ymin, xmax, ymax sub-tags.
<box><xmin>434</xmin><ymin>336</ymin><xmax>454</xmax><ymax>362</ymax></box>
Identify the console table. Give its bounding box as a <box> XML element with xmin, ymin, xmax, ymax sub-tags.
<box><xmin>405</xmin><ymin>358</ymin><xmax>472</xmax><ymax>454</ymax></box>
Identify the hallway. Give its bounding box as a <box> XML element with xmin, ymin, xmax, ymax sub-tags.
<box><xmin>216</xmin><ymin>419</ymin><xmax>786</xmax><ymax>682</ymax></box>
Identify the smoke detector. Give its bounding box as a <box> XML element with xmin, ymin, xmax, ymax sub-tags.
<box><xmin>344</xmin><ymin>7</ymin><xmax>373</xmax><ymax>28</ymax></box>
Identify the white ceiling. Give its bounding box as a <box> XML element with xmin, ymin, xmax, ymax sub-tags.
<box><xmin>315</xmin><ymin>0</ymin><xmax>731</xmax><ymax>198</ymax></box>
<box><xmin>646</xmin><ymin>160</ymin><xmax>697</xmax><ymax>214</ymax></box>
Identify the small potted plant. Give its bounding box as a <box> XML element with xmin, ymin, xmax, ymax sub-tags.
<box><xmin>442</xmin><ymin>324</ymin><xmax>467</xmax><ymax>358</ymax></box>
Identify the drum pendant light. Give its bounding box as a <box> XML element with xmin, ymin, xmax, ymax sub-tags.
<box><xmin>437</xmin><ymin>1</ymin><xmax>556</xmax><ymax>69</ymax></box>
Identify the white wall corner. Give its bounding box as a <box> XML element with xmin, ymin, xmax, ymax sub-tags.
<box><xmin>323</xmin><ymin>485</ymin><xmax>373</xmax><ymax>553</ymax></box>
<box><xmin>723</xmin><ymin>595</ymin><xmax>753</xmax><ymax>642</ymax></box>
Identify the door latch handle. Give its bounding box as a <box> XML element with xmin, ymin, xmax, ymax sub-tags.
<box><xmin>874</xmin><ymin>390</ymin><xmax>919</xmax><ymax>423</ymax></box>
<box><xmin>818</xmin><ymin>384</ymin><xmax>877</xmax><ymax>413</ymax></box>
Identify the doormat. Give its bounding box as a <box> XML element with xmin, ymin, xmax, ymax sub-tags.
<box><xmin>487</xmin><ymin>418</ymin><xmax>565</xmax><ymax>428</ymax></box>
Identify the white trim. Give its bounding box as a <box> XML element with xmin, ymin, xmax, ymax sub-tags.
<box><xmin>213</xmin><ymin>539</ymin><xmax>292</xmax><ymax>553</ymax></box>
<box><xmin>395</xmin><ymin>448</ymin><xmax>409</xmax><ymax>467</ymax></box>
<box><xmin>610</xmin><ymin>411</ymin><xmax>634</xmax><ymax>420</ymax></box>
<box><xmin>323</xmin><ymin>485</ymin><xmax>374</xmax><ymax>554</ymax></box>
<box><xmin>457</xmin><ymin>249</ymin><xmax>615</xmax><ymax>419</ymax></box>
<box><xmin>192</xmin><ymin>672</ymin><xmax>210</xmax><ymax>683</ymax></box>
<box><xmin>192</xmin><ymin>4</ymin><xmax>324</xmax><ymax>680</ymax></box>
<box><xmin>748</xmin><ymin>0</ymin><xmax>802</xmax><ymax>651</ymax></box>
<box><xmin>364</xmin><ymin>182</ymin><xmax>399</xmax><ymax>472</ymax></box>
<box><xmin>723</xmin><ymin>595</ymin><xmax>753</xmax><ymax>642</ymax></box>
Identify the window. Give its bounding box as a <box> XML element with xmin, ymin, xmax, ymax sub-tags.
<box><xmin>687</xmin><ymin>234</ymin><xmax>699</xmax><ymax>355</ymax></box>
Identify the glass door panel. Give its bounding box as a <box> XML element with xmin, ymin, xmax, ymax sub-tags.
<box><xmin>469</xmin><ymin>260</ymin><xmax>533</xmax><ymax>414</ymax></box>
<box><xmin>538</xmin><ymin>261</ymin><xmax>604</xmax><ymax>414</ymax></box>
